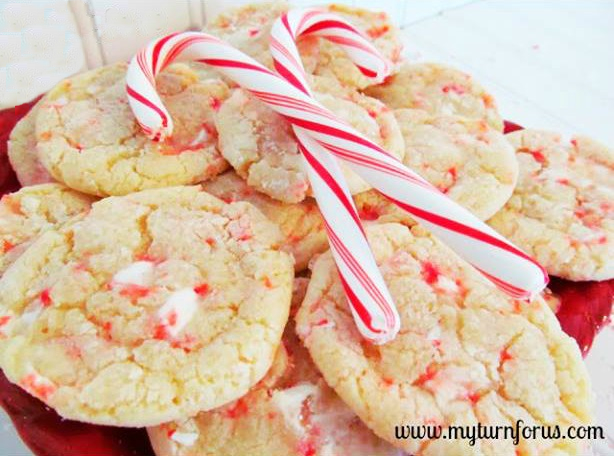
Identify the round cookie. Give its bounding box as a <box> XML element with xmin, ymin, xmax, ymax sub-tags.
<box><xmin>489</xmin><ymin>130</ymin><xmax>614</xmax><ymax>281</ymax></box>
<box><xmin>202</xmin><ymin>171</ymin><xmax>327</xmax><ymax>272</ymax></box>
<box><xmin>296</xmin><ymin>223</ymin><xmax>592</xmax><ymax>455</ymax></box>
<box><xmin>148</xmin><ymin>279</ymin><xmax>400</xmax><ymax>456</ymax></box>
<box><xmin>366</xmin><ymin>62</ymin><xmax>504</xmax><ymax>131</ymax></box>
<box><xmin>394</xmin><ymin>109</ymin><xmax>518</xmax><ymax>220</ymax></box>
<box><xmin>7</xmin><ymin>100</ymin><xmax>55</xmax><ymax>186</ymax></box>
<box><xmin>214</xmin><ymin>87</ymin><xmax>404</xmax><ymax>203</ymax></box>
<box><xmin>35</xmin><ymin>62</ymin><xmax>230</xmax><ymax>197</ymax></box>
<box><xmin>0</xmin><ymin>186</ymin><xmax>294</xmax><ymax>426</ymax></box>
<box><xmin>0</xmin><ymin>184</ymin><xmax>94</xmax><ymax>276</ymax></box>
<box><xmin>207</xmin><ymin>2</ymin><xmax>402</xmax><ymax>90</ymax></box>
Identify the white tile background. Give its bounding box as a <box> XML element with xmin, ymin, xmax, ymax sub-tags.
<box><xmin>0</xmin><ymin>1</ymin><xmax>613</xmax><ymax>455</ymax></box>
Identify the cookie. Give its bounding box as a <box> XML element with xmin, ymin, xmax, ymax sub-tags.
<box><xmin>0</xmin><ymin>186</ymin><xmax>294</xmax><ymax>426</ymax></box>
<box><xmin>148</xmin><ymin>279</ymin><xmax>400</xmax><ymax>456</ymax></box>
<box><xmin>394</xmin><ymin>109</ymin><xmax>518</xmax><ymax>220</ymax></box>
<box><xmin>214</xmin><ymin>87</ymin><xmax>404</xmax><ymax>203</ymax></box>
<box><xmin>366</xmin><ymin>62</ymin><xmax>504</xmax><ymax>131</ymax></box>
<box><xmin>7</xmin><ymin>100</ymin><xmax>55</xmax><ymax>186</ymax></box>
<box><xmin>489</xmin><ymin>130</ymin><xmax>614</xmax><ymax>281</ymax></box>
<box><xmin>0</xmin><ymin>184</ymin><xmax>94</xmax><ymax>276</ymax></box>
<box><xmin>35</xmin><ymin>62</ymin><xmax>230</xmax><ymax>197</ymax></box>
<box><xmin>207</xmin><ymin>2</ymin><xmax>402</xmax><ymax>90</ymax></box>
<box><xmin>296</xmin><ymin>223</ymin><xmax>592</xmax><ymax>455</ymax></box>
<box><xmin>202</xmin><ymin>171</ymin><xmax>327</xmax><ymax>272</ymax></box>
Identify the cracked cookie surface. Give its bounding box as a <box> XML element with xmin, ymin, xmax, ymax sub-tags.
<box><xmin>148</xmin><ymin>278</ymin><xmax>400</xmax><ymax>456</ymax></box>
<box><xmin>366</xmin><ymin>62</ymin><xmax>503</xmax><ymax>131</ymax></box>
<box><xmin>7</xmin><ymin>100</ymin><xmax>55</xmax><ymax>186</ymax></box>
<box><xmin>296</xmin><ymin>223</ymin><xmax>592</xmax><ymax>455</ymax></box>
<box><xmin>0</xmin><ymin>184</ymin><xmax>94</xmax><ymax>276</ymax></box>
<box><xmin>214</xmin><ymin>87</ymin><xmax>404</xmax><ymax>202</ymax></box>
<box><xmin>35</xmin><ymin>63</ymin><xmax>230</xmax><ymax>197</ymax></box>
<box><xmin>207</xmin><ymin>2</ymin><xmax>402</xmax><ymax>90</ymax></box>
<box><xmin>489</xmin><ymin>130</ymin><xmax>614</xmax><ymax>281</ymax></box>
<box><xmin>0</xmin><ymin>186</ymin><xmax>294</xmax><ymax>426</ymax></box>
<box><xmin>202</xmin><ymin>171</ymin><xmax>327</xmax><ymax>272</ymax></box>
<box><xmin>395</xmin><ymin>109</ymin><xmax>517</xmax><ymax>220</ymax></box>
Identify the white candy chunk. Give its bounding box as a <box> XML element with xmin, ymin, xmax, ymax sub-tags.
<box><xmin>271</xmin><ymin>382</ymin><xmax>319</xmax><ymax>435</ymax></box>
<box><xmin>426</xmin><ymin>325</ymin><xmax>441</xmax><ymax>342</ymax></box>
<box><xmin>113</xmin><ymin>261</ymin><xmax>154</xmax><ymax>287</ymax></box>
<box><xmin>157</xmin><ymin>288</ymin><xmax>198</xmax><ymax>336</ymax></box>
<box><xmin>171</xmin><ymin>431</ymin><xmax>199</xmax><ymax>446</ymax></box>
<box><xmin>437</xmin><ymin>276</ymin><xmax>458</xmax><ymax>293</ymax></box>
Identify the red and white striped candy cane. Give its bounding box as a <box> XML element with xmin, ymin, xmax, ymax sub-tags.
<box><xmin>126</xmin><ymin>30</ymin><xmax>400</xmax><ymax>343</ymax></box>
<box><xmin>269</xmin><ymin>8</ymin><xmax>548</xmax><ymax>299</ymax></box>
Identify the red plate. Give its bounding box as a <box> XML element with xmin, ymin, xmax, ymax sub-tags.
<box><xmin>0</xmin><ymin>102</ymin><xmax>612</xmax><ymax>456</ymax></box>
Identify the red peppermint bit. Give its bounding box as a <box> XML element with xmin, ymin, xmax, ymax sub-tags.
<box><xmin>465</xmin><ymin>391</ymin><xmax>481</xmax><ymax>405</ymax></box>
<box><xmin>600</xmin><ymin>201</ymin><xmax>613</xmax><ymax>212</ymax></box>
<box><xmin>447</xmin><ymin>166</ymin><xmax>458</xmax><ymax>181</ymax></box>
<box><xmin>40</xmin><ymin>289</ymin><xmax>52</xmax><ymax>307</ymax></box>
<box><xmin>441</xmin><ymin>83</ymin><xmax>467</xmax><ymax>95</ymax></box>
<box><xmin>382</xmin><ymin>377</ymin><xmax>394</xmax><ymax>387</ymax></box>
<box><xmin>204</xmin><ymin>237</ymin><xmax>216</xmax><ymax>246</ymax></box>
<box><xmin>358</xmin><ymin>204</ymin><xmax>380</xmax><ymax>221</ymax></box>
<box><xmin>414</xmin><ymin>363</ymin><xmax>438</xmax><ymax>387</ymax></box>
<box><xmin>366</xmin><ymin>24</ymin><xmax>389</xmax><ymax>39</ymax></box>
<box><xmin>102</xmin><ymin>321</ymin><xmax>113</xmax><ymax>341</ymax></box>
<box><xmin>512</xmin><ymin>300</ymin><xmax>523</xmax><ymax>314</ymax></box>
<box><xmin>209</xmin><ymin>97</ymin><xmax>222</xmax><ymax>111</ymax></box>
<box><xmin>421</xmin><ymin>262</ymin><xmax>440</xmax><ymax>285</ymax></box>
<box><xmin>248</xmin><ymin>28</ymin><xmax>259</xmax><ymax>37</ymax></box>
<box><xmin>171</xmin><ymin>334</ymin><xmax>197</xmax><ymax>353</ymax></box>
<box><xmin>153</xmin><ymin>323</ymin><xmax>169</xmax><ymax>341</ymax></box>
<box><xmin>263</xmin><ymin>276</ymin><xmax>273</xmax><ymax>289</ymax></box>
<box><xmin>194</xmin><ymin>283</ymin><xmax>210</xmax><ymax>296</ymax></box>
<box><xmin>167</xmin><ymin>311</ymin><xmax>178</xmax><ymax>327</ymax></box>
<box><xmin>570</xmin><ymin>138</ymin><xmax>578</xmax><ymax>148</ymax></box>
<box><xmin>0</xmin><ymin>315</ymin><xmax>11</xmax><ymax>332</ymax></box>
<box><xmin>367</xmin><ymin>108</ymin><xmax>378</xmax><ymax>119</ymax></box>
<box><xmin>224</xmin><ymin>397</ymin><xmax>249</xmax><ymax>419</ymax></box>
<box><xmin>119</xmin><ymin>284</ymin><xmax>150</xmax><ymax>300</ymax></box>
<box><xmin>499</xmin><ymin>348</ymin><xmax>513</xmax><ymax>364</ymax></box>
<box><xmin>237</xmin><ymin>232</ymin><xmax>252</xmax><ymax>241</ymax></box>
<box><xmin>20</xmin><ymin>374</ymin><xmax>56</xmax><ymax>401</ymax></box>
<box><xmin>556</xmin><ymin>178</ymin><xmax>570</xmax><ymax>185</ymax></box>
<box><xmin>527</xmin><ymin>148</ymin><xmax>546</xmax><ymax>164</ymax></box>
<box><xmin>136</xmin><ymin>253</ymin><xmax>160</xmax><ymax>263</ymax></box>
<box><xmin>267</xmin><ymin>411</ymin><xmax>277</xmax><ymax>420</ymax></box>
<box><xmin>2</xmin><ymin>239</ymin><xmax>14</xmax><ymax>253</ymax></box>
<box><xmin>297</xmin><ymin>439</ymin><xmax>317</xmax><ymax>456</ymax></box>
<box><xmin>315</xmin><ymin>318</ymin><xmax>329</xmax><ymax>327</ymax></box>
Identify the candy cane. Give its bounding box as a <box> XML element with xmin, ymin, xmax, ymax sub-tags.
<box><xmin>269</xmin><ymin>9</ymin><xmax>548</xmax><ymax>299</ymax></box>
<box><xmin>126</xmin><ymin>11</ymin><xmax>548</xmax><ymax>342</ymax></box>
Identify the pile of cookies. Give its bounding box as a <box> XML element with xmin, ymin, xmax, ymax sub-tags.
<box><xmin>1</xmin><ymin>2</ymin><xmax>612</xmax><ymax>455</ymax></box>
